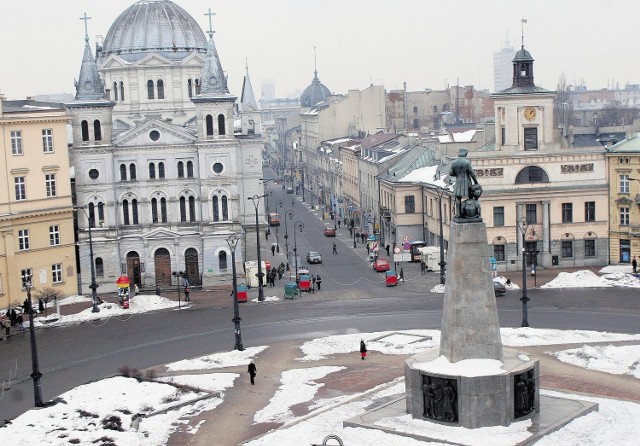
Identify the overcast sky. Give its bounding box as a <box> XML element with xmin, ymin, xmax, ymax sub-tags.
<box><xmin>0</xmin><ymin>0</ymin><xmax>635</xmax><ymax>101</ymax></box>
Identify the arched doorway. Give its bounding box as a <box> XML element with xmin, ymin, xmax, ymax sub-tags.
<box><xmin>126</xmin><ymin>251</ymin><xmax>142</xmax><ymax>287</ymax></box>
<box><xmin>184</xmin><ymin>248</ymin><xmax>201</xmax><ymax>285</ymax></box>
<box><xmin>154</xmin><ymin>248</ymin><xmax>172</xmax><ymax>286</ymax></box>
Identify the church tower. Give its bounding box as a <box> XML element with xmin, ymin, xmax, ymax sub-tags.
<box><xmin>237</xmin><ymin>62</ymin><xmax>261</xmax><ymax>135</ymax></box>
<box><xmin>191</xmin><ymin>20</ymin><xmax>237</xmax><ymax>141</ymax></box>
<box><xmin>66</xmin><ymin>15</ymin><xmax>115</xmax><ymax>147</ymax></box>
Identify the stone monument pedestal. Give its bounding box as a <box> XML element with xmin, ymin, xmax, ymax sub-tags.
<box><xmin>405</xmin><ymin>347</ymin><xmax>539</xmax><ymax>428</ymax></box>
<box><xmin>405</xmin><ymin>220</ymin><xmax>540</xmax><ymax>428</ymax></box>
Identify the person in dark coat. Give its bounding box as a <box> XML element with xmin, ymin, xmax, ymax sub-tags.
<box><xmin>385</xmin><ymin>244</ymin><xmax>390</xmax><ymax>256</ymax></box>
<box><xmin>332</xmin><ymin>242</ymin><xmax>337</xmax><ymax>254</ymax></box>
<box><xmin>316</xmin><ymin>275</ymin><xmax>322</xmax><ymax>291</ymax></box>
<box><xmin>633</xmin><ymin>256</ymin><xmax>638</xmax><ymax>274</ymax></box>
<box><xmin>271</xmin><ymin>244</ymin><xmax>276</xmax><ymax>256</ymax></box>
<box><xmin>248</xmin><ymin>361</ymin><xmax>257</xmax><ymax>385</ymax></box>
<box><xmin>184</xmin><ymin>286</ymin><xmax>190</xmax><ymax>301</ymax></box>
<box><xmin>9</xmin><ymin>308</ymin><xmax>17</xmax><ymax>326</ymax></box>
<box><xmin>399</xmin><ymin>268</ymin><xmax>404</xmax><ymax>282</ymax></box>
<box><xmin>360</xmin><ymin>339</ymin><xmax>367</xmax><ymax>360</ymax></box>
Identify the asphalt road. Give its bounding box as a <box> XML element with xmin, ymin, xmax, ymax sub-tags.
<box><xmin>1</xmin><ymin>169</ymin><xmax>639</xmax><ymax>424</ymax></box>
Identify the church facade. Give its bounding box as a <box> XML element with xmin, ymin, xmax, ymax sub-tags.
<box><xmin>67</xmin><ymin>0</ymin><xmax>264</xmax><ymax>293</ymax></box>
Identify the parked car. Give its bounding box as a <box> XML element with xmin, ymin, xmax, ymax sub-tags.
<box><xmin>323</xmin><ymin>227</ymin><xmax>336</xmax><ymax>237</ymax></box>
<box><xmin>286</xmin><ymin>187</ymin><xmax>294</xmax><ymax>194</ymax></box>
<box><xmin>493</xmin><ymin>278</ymin><xmax>506</xmax><ymax>296</ymax></box>
<box><xmin>268</xmin><ymin>213</ymin><xmax>280</xmax><ymax>226</ymax></box>
<box><xmin>306</xmin><ymin>251</ymin><xmax>322</xmax><ymax>264</ymax></box>
<box><xmin>372</xmin><ymin>258</ymin><xmax>390</xmax><ymax>272</ymax></box>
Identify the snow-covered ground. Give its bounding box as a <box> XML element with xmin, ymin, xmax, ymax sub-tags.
<box><xmin>3</xmin><ymin>327</ymin><xmax>639</xmax><ymax>446</ymax></box>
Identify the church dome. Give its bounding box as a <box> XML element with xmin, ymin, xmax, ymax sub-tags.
<box><xmin>513</xmin><ymin>47</ymin><xmax>533</xmax><ymax>62</ymax></box>
<box><xmin>300</xmin><ymin>70</ymin><xmax>331</xmax><ymax>108</ymax></box>
<box><xmin>100</xmin><ymin>0</ymin><xmax>207</xmax><ymax>62</ymax></box>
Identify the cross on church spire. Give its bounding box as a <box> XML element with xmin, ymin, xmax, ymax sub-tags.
<box><xmin>205</xmin><ymin>8</ymin><xmax>216</xmax><ymax>37</ymax></box>
<box><xmin>80</xmin><ymin>12</ymin><xmax>92</xmax><ymax>43</ymax></box>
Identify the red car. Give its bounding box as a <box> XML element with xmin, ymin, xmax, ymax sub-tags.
<box><xmin>324</xmin><ymin>227</ymin><xmax>336</xmax><ymax>237</ymax></box>
<box><xmin>372</xmin><ymin>258</ymin><xmax>390</xmax><ymax>272</ymax></box>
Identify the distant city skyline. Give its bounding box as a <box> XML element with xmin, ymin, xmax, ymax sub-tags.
<box><xmin>0</xmin><ymin>0</ymin><xmax>637</xmax><ymax>101</ymax></box>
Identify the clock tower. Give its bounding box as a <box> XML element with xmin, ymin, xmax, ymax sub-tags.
<box><xmin>491</xmin><ymin>45</ymin><xmax>556</xmax><ymax>152</ymax></box>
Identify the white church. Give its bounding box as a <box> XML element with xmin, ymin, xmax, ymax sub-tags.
<box><xmin>66</xmin><ymin>0</ymin><xmax>264</xmax><ymax>292</ymax></box>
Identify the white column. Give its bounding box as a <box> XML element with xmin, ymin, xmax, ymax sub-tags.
<box><xmin>542</xmin><ymin>201</ymin><xmax>550</xmax><ymax>252</ymax></box>
<box><xmin>516</xmin><ymin>202</ymin><xmax>524</xmax><ymax>253</ymax></box>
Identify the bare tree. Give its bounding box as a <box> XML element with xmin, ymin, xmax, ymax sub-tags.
<box><xmin>599</xmin><ymin>100</ymin><xmax>640</xmax><ymax>127</ymax></box>
<box><xmin>553</xmin><ymin>74</ymin><xmax>573</xmax><ymax>129</ymax></box>
<box><xmin>34</xmin><ymin>287</ymin><xmax>64</xmax><ymax>317</ymax></box>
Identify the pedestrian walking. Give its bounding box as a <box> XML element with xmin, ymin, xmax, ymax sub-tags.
<box><xmin>399</xmin><ymin>268</ymin><xmax>404</xmax><ymax>282</ymax></box>
<box><xmin>316</xmin><ymin>275</ymin><xmax>322</xmax><ymax>291</ymax></box>
<box><xmin>311</xmin><ymin>274</ymin><xmax>316</xmax><ymax>293</ymax></box>
<box><xmin>337</xmin><ymin>220</ymin><xmax>341</xmax><ymax>229</ymax></box>
<box><xmin>271</xmin><ymin>244</ymin><xmax>276</xmax><ymax>256</ymax></box>
<box><xmin>385</xmin><ymin>244</ymin><xmax>390</xmax><ymax>256</ymax></box>
<box><xmin>9</xmin><ymin>308</ymin><xmax>17</xmax><ymax>326</ymax></box>
<box><xmin>633</xmin><ymin>256</ymin><xmax>638</xmax><ymax>274</ymax></box>
<box><xmin>421</xmin><ymin>260</ymin><xmax>426</xmax><ymax>275</ymax></box>
<box><xmin>360</xmin><ymin>339</ymin><xmax>367</xmax><ymax>360</ymax></box>
<box><xmin>332</xmin><ymin>242</ymin><xmax>337</xmax><ymax>254</ymax></box>
<box><xmin>16</xmin><ymin>314</ymin><xmax>25</xmax><ymax>332</ymax></box>
<box><xmin>361</xmin><ymin>233</ymin><xmax>366</xmax><ymax>244</ymax></box>
<box><xmin>366</xmin><ymin>243</ymin><xmax>370</xmax><ymax>255</ymax></box>
<box><xmin>184</xmin><ymin>286</ymin><xmax>190</xmax><ymax>301</ymax></box>
<box><xmin>248</xmin><ymin>361</ymin><xmax>257</xmax><ymax>385</ymax></box>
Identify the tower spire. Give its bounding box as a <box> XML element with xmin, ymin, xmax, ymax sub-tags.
<box><xmin>73</xmin><ymin>12</ymin><xmax>107</xmax><ymax>101</ymax></box>
<box><xmin>520</xmin><ymin>18</ymin><xmax>527</xmax><ymax>49</ymax></box>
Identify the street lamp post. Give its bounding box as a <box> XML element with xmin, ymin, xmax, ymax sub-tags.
<box><xmin>276</xmin><ymin>201</ymin><xmax>283</xmax><ymax>253</ymax></box>
<box><xmin>284</xmin><ymin>210</ymin><xmax>294</xmax><ymax>272</ymax></box>
<box><xmin>248</xmin><ymin>194</ymin><xmax>268</xmax><ymax>302</ymax></box>
<box><xmin>436</xmin><ymin>187</ymin><xmax>449</xmax><ymax>285</ymax></box>
<box><xmin>516</xmin><ymin>217</ymin><xmax>530</xmax><ymax>327</ymax></box>
<box><xmin>226</xmin><ymin>233</ymin><xmax>244</xmax><ymax>351</ymax></box>
<box><xmin>293</xmin><ymin>221</ymin><xmax>304</xmax><ymax>280</ymax></box>
<box><xmin>301</xmin><ymin>168</ymin><xmax>306</xmax><ymax>202</ymax></box>
<box><xmin>21</xmin><ymin>273</ymin><xmax>43</xmax><ymax>407</ymax></box>
<box><xmin>73</xmin><ymin>206</ymin><xmax>100</xmax><ymax>313</ymax></box>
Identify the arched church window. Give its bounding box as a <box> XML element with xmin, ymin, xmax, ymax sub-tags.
<box><xmin>206</xmin><ymin>115</ymin><xmax>214</xmax><ymax>136</ymax></box>
<box><xmin>151</xmin><ymin>198</ymin><xmax>158</xmax><ymax>223</ymax></box>
<box><xmin>120</xmin><ymin>164</ymin><xmax>127</xmax><ymax>181</ymax></box>
<box><xmin>95</xmin><ymin>258</ymin><xmax>104</xmax><ymax>277</ymax></box>
<box><xmin>93</xmin><ymin>120</ymin><xmax>102</xmax><ymax>141</ymax></box>
<box><xmin>195</xmin><ymin>79</ymin><xmax>201</xmax><ymax>95</ymax></box>
<box><xmin>177</xmin><ymin>161</ymin><xmax>185</xmax><ymax>178</ymax></box>
<box><xmin>160</xmin><ymin>197</ymin><xmax>167</xmax><ymax>223</ymax></box>
<box><xmin>132</xmin><ymin>199</ymin><xmax>139</xmax><ymax>224</ymax></box>
<box><xmin>113</xmin><ymin>82</ymin><xmax>118</xmax><ymax>101</ymax></box>
<box><xmin>149</xmin><ymin>162</ymin><xmax>156</xmax><ymax>179</ymax></box>
<box><xmin>122</xmin><ymin>199</ymin><xmax>130</xmax><ymax>225</ymax></box>
<box><xmin>218</xmin><ymin>114</ymin><xmax>226</xmax><ymax>135</ymax></box>
<box><xmin>129</xmin><ymin>163</ymin><xmax>137</xmax><ymax>181</ymax></box>
<box><xmin>188</xmin><ymin>79</ymin><xmax>193</xmax><ymax>98</ymax></box>
<box><xmin>81</xmin><ymin>120</ymin><xmax>89</xmax><ymax>142</ymax></box>
<box><xmin>515</xmin><ymin>166</ymin><xmax>549</xmax><ymax>184</ymax></box>
<box><xmin>189</xmin><ymin>196</ymin><xmax>196</xmax><ymax>222</ymax></box>
<box><xmin>158</xmin><ymin>162</ymin><xmax>165</xmax><ymax>179</ymax></box>
<box><xmin>212</xmin><ymin>196</ymin><xmax>219</xmax><ymax>222</ymax></box>
<box><xmin>187</xmin><ymin>161</ymin><xmax>194</xmax><ymax>178</ymax></box>
<box><xmin>520</xmin><ymin>63</ymin><xmax>528</xmax><ymax>76</ymax></box>
<box><xmin>88</xmin><ymin>202</ymin><xmax>96</xmax><ymax>228</ymax></box>
<box><xmin>120</xmin><ymin>81</ymin><xmax>125</xmax><ymax>101</ymax></box>
<box><xmin>222</xmin><ymin>195</ymin><xmax>229</xmax><ymax>220</ymax></box>
<box><xmin>180</xmin><ymin>196</ymin><xmax>187</xmax><ymax>222</ymax></box>
<box><xmin>97</xmin><ymin>202</ymin><xmax>105</xmax><ymax>224</ymax></box>
<box><xmin>157</xmin><ymin>80</ymin><xmax>165</xmax><ymax>99</ymax></box>
<box><xmin>147</xmin><ymin>80</ymin><xmax>155</xmax><ymax>100</ymax></box>
<box><xmin>218</xmin><ymin>251</ymin><xmax>228</xmax><ymax>270</ymax></box>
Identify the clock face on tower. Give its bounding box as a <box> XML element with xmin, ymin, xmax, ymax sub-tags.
<box><xmin>524</xmin><ymin>107</ymin><xmax>537</xmax><ymax>121</ymax></box>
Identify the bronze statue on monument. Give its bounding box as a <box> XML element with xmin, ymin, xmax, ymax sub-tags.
<box><xmin>448</xmin><ymin>148</ymin><xmax>480</xmax><ymax>222</ymax></box>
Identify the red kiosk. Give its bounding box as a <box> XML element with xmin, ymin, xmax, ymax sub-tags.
<box><xmin>116</xmin><ymin>275</ymin><xmax>131</xmax><ymax>309</ymax></box>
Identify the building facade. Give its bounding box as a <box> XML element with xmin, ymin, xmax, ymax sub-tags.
<box><xmin>0</xmin><ymin>96</ymin><xmax>77</xmax><ymax>309</ymax></box>
<box><xmin>68</xmin><ymin>1</ymin><xmax>263</xmax><ymax>293</ymax></box>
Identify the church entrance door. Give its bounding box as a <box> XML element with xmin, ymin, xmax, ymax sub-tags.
<box><xmin>155</xmin><ymin>248</ymin><xmax>172</xmax><ymax>286</ymax></box>
<box><xmin>126</xmin><ymin>252</ymin><xmax>142</xmax><ymax>287</ymax></box>
<box><xmin>184</xmin><ymin>248</ymin><xmax>200</xmax><ymax>285</ymax></box>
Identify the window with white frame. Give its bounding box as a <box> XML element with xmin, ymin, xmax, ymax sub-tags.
<box><xmin>45</xmin><ymin>173</ymin><xmax>56</xmax><ymax>197</ymax></box>
<box><xmin>20</xmin><ymin>268</ymin><xmax>32</xmax><ymax>285</ymax></box>
<box><xmin>11</xmin><ymin>130</ymin><xmax>23</xmax><ymax>155</ymax></box>
<box><xmin>49</xmin><ymin>225</ymin><xmax>60</xmax><ymax>246</ymax></box>
<box><xmin>620</xmin><ymin>207</ymin><xmax>630</xmax><ymax>226</ymax></box>
<box><xmin>52</xmin><ymin>263</ymin><xmax>62</xmax><ymax>283</ymax></box>
<box><xmin>18</xmin><ymin>229</ymin><xmax>30</xmax><ymax>250</ymax></box>
<box><xmin>14</xmin><ymin>176</ymin><xmax>26</xmax><ymax>200</ymax></box>
<box><xmin>620</xmin><ymin>174</ymin><xmax>630</xmax><ymax>193</ymax></box>
<box><xmin>42</xmin><ymin>129</ymin><xmax>53</xmax><ymax>153</ymax></box>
